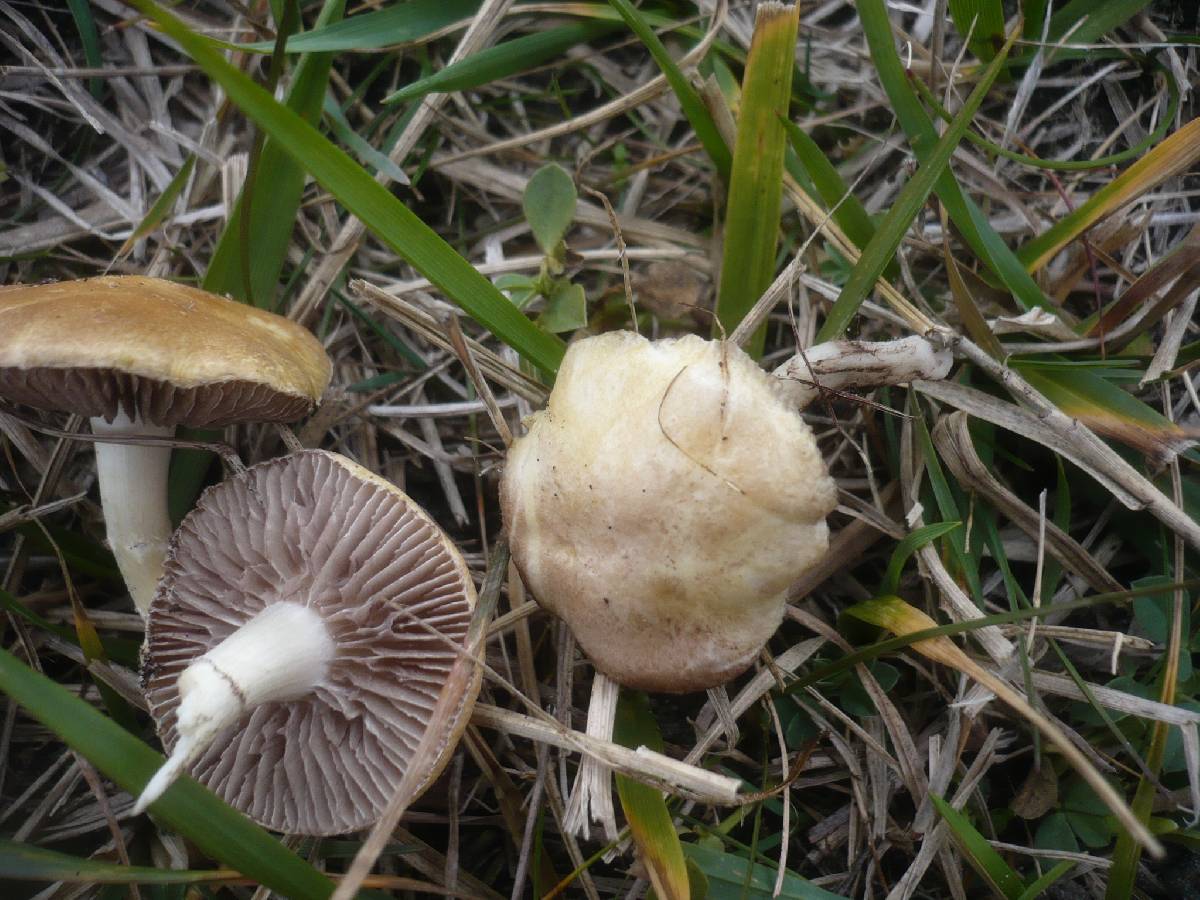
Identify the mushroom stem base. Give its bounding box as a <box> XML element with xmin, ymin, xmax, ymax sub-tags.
<box><xmin>772</xmin><ymin>336</ymin><xmax>953</xmax><ymax>409</ymax></box>
<box><xmin>135</xmin><ymin>602</ymin><xmax>335</xmax><ymax>814</ymax></box>
<box><xmin>90</xmin><ymin>414</ymin><xmax>175</xmax><ymax>617</ymax></box>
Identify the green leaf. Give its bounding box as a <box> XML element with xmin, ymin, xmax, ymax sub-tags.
<box><xmin>614</xmin><ymin>692</ymin><xmax>690</xmax><ymax>900</ymax></box>
<box><xmin>931</xmin><ymin>794</ymin><xmax>1024</xmax><ymax>899</ymax></box>
<box><xmin>881</xmin><ymin>521</ymin><xmax>961</xmax><ymax>595</ymax></box>
<box><xmin>715</xmin><ymin>2</ymin><xmax>800</xmax><ymax>355</ymax></box>
<box><xmin>0</xmin><ymin>647</ymin><xmax>335</xmax><ymax>899</ymax></box>
<box><xmin>495</xmin><ymin>273</ymin><xmax>538</xmax><ymax>309</ymax></box>
<box><xmin>682</xmin><ymin>842</ymin><xmax>848</xmax><ymax>899</ymax></box>
<box><xmin>132</xmin><ymin>0</ymin><xmax>565</xmax><ymax>374</ymax></box>
<box><xmin>0</xmin><ymin>840</ymin><xmax>237</xmax><ymax>885</ymax></box>
<box><xmin>1062</xmin><ymin>779</ymin><xmax>1116</xmax><ymax>849</ymax></box>
<box><xmin>384</xmin><ymin>22</ymin><xmax>618</xmax><ymax>105</ymax></box>
<box><xmin>1035</xmin><ymin>812</ymin><xmax>1079</xmax><ymax>853</ymax></box>
<box><xmin>837</xmin><ymin>661</ymin><xmax>899</xmax><ymax>717</ymax></box>
<box><xmin>816</xmin><ymin>20</ymin><xmax>1016</xmax><ymax>341</ymax></box>
<box><xmin>1132</xmin><ymin>575</ymin><xmax>1190</xmax><ymax>645</ymax></box>
<box><xmin>523</xmin><ymin>163</ymin><xmax>578</xmax><ymax>256</ymax></box>
<box><xmin>538</xmin><ymin>281</ymin><xmax>587</xmax><ymax>333</ymax></box>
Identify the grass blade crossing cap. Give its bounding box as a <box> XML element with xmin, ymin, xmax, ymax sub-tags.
<box><xmin>140</xmin><ymin>450</ymin><xmax>480</xmax><ymax>835</ymax></box>
<box><xmin>0</xmin><ymin>275</ymin><xmax>332</xmax><ymax>614</ymax></box>
<box><xmin>501</xmin><ymin>331</ymin><xmax>838</xmax><ymax>693</ymax></box>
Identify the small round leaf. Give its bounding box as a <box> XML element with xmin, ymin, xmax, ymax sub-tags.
<box><xmin>523</xmin><ymin>163</ymin><xmax>577</xmax><ymax>255</ymax></box>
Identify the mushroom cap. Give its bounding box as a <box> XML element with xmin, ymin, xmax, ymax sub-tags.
<box><xmin>143</xmin><ymin>450</ymin><xmax>479</xmax><ymax>835</ymax></box>
<box><xmin>501</xmin><ymin>331</ymin><xmax>837</xmax><ymax>693</ymax></box>
<box><xmin>0</xmin><ymin>276</ymin><xmax>331</xmax><ymax>427</ymax></box>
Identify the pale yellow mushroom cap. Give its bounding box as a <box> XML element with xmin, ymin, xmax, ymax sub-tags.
<box><xmin>501</xmin><ymin>331</ymin><xmax>837</xmax><ymax>692</ymax></box>
<box><xmin>0</xmin><ymin>276</ymin><xmax>331</xmax><ymax>426</ymax></box>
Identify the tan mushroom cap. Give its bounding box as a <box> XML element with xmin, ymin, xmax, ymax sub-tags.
<box><xmin>0</xmin><ymin>276</ymin><xmax>331</xmax><ymax>426</ymax></box>
<box><xmin>502</xmin><ymin>331</ymin><xmax>838</xmax><ymax>693</ymax></box>
<box><xmin>143</xmin><ymin>450</ymin><xmax>479</xmax><ymax>835</ymax></box>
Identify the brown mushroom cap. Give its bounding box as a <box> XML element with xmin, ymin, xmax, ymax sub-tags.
<box><xmin>143</xmin><ymin>450</ymin><xmax>479</xmax><ymax>834</ymax></box>
<box><xmin>502</xmin><ymin>331</ymin><xmax>838</xmax><ymax>693</ymax></box>
<box><xmin>0</xmin><ymin>276</ymin><xmax>331</xmax><ymax>426</ymax></box>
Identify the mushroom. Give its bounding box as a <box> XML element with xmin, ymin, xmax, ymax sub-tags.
<box><xmin>0</xmin><ymin>276</ymin><xmax>331</xmax><ymax>615</ymax></box>
<box><xmin>772</xmin><ymin>334</ymin><xmax>953</xmax><ymax>408</ymax></box>
<box><xmin>501</xmin><ymin>330</ymin><xmax>839</xmax><ymax>693</ymax></box>
<box><xmin>137</xmin><ymin>449</ymin><xmax>480</xmax><ymax>834</ymax></box>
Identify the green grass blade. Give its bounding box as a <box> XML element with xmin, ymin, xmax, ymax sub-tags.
<box><xmin>1046</xmin><ymin>0</ymin><xmax>1151</xmax><ymax>46</ymax></box>
<box><xmin>1022</xmin><ymin>0</ymin><xmax>1047</xmax><ymax>38</ymax></box>
<box><xmin>815</xmin><ymin>21</ymin><xmax>1015</xmax><ymax>341</ymax></box>
<box><xmin>913</xmin><ymin>406</ymin><xmax>982</xmax><ymax>599</ymax></box>
<box><xmin>1016</xmin><ymin>116</ymin><xmax>1200</xmax><ymax>274</ymax></box>
<box><xmin>133</xmin><ymin>0</ymin><xmax>565</xmax><ymax>374</ymax></box>
<box><xmin>908</xmin><ymin>59</ymin><xmax>1180</xmax><ymax>172</ymax></box>
<box><xmin>385</xmin><ymin>22</ymin><xmax>618</xmax><ymax>104</ymax></box>
<box><xmin>172</xmin><ymin>0</ymin><xmax>346</xmax><ymax>527</ymax></box>
<box><xmin>613</xmin><ymin>691</ymin><xmax>690</xmax><ymax>900</ymax></box>
<box><xmin>1107</xmin><ymin>572</ymin><xmax>1188</xmax><ymax>896</ymax></box>
<box><xmin>930</xmin><ymin>794</ymin><xmax>1024</xmax><ymax>899</ymax></box>
<box><xmin>1016</xmin><ymin>364</ymin><xmax>1193</xmax><ymax>462</ymax></box>
<box><xmin>65</xmin><ymin>0</ymin><xmax>103</xmax><ymax>98</ymax></box>
<box><xmin>606</xmin><ymin>0</ymin><xmax>731</xmax><ymax>180</ymax></box>
<box><xmin>715</xmin><ymin>1</ymin><xmax>799</xmax><ymax>355</ymax></box>
<box><xmin>681</xmin><ymin>842</ymin><xmax>849</xmax><ymax>898</ymax></box>
<box><xmin>243</xmin><ymin>0</ymin><xmax>482</xmax><ymax>52</ymax></box>
<box><xmin>781</xmin><ymin>119</ymin><xmax>878</xmax><ymax>255</ymax></box>
<box><xmin>323</xmin><ymin>94</ymin><xmax>411</xmax><ymax>183</ymax></box>
<box><xmin>948</xmin><ymin>0</ymin><xmax>1006</xmax><ymax>62</ymax></box>
<box><xmin>205</xmin><ymin>0</ymin><xmax>345</xmax><ymax>308</ymax></box>
<box><xmin>781</xmin><ymin>579</ymin><xmax>1200</xmax><ymax>699</ymax></box>
<box><xmin>855</xmin><ymin>0</ymin><xmax>1048</xmax><ymax>313</ymax></box>
<box><xmin>881</xmin><ymin>521</ymin><xmax>961</xmax><ymax>595</ymax></box>
<box><xmin>1015</xmin><ymin>861</ymin><xmax>1075</xmax><ymax>900</ymax></box>
<box><xmin>118</xmin><ymin>154</ymin><xmax>196</xmax><ymax>257</ymax></box>
<box><xmin>1106</xmin><ymin>725</ymin><xmax>1173</xmax><ymax>897</ymax></box>
<box><xmin>944</xmin><ymin>244</ymin><xmax>1004</xmax><ymax>357</ymax></box>
<box><xmin>0</xmin><ymin>840</ymin><xmax>237</xmax><ymax>885</ymax></box>
<box><xmin>0</xmin><ymin>647</ymin><xmax>335</xmax><ymax>899</ymax></box>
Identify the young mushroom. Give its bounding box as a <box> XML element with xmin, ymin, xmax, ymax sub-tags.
<box><xmin>0</xmin><ymin>276</ymin><xmax>331</xmax><ymax>616</ymax></box>
<box><xmin>137</xmin><ymin>449</ymin><xmax>480</xmax><ymax>834</ymax></box>
<box><xmin>501</xmin><ymin>330</ymin><xmax>839</xmax><ymax>693</ymax></box>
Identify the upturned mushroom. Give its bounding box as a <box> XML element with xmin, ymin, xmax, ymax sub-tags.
<box><xmin>137</xmin><ymin>449</ymin><xmax>480</xmax><ymax>834</ymax></box>
<box><xmin>501</xmin><ymin>331</ymin><xmax>840</xmax><ymax>693</ymax></box>
<box><xmin>0</xmin><ymin>276</ymin><xmax>331</xmax><ymax>615</ymax></box>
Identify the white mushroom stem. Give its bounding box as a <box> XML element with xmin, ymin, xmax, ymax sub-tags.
<box><xmin>134</xmin><ymin>602</ymin><xmax>335</xmax><ymax>814</ymax></box>
<box><xmin>90</xmin><ymin>413</ymin><xmax>175</xmax><ymax>617</ymax></box>
<box><xmin>772</xmin><ymin>336</ymin><xmax>953</xmax><ymax>410</ymax></box>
